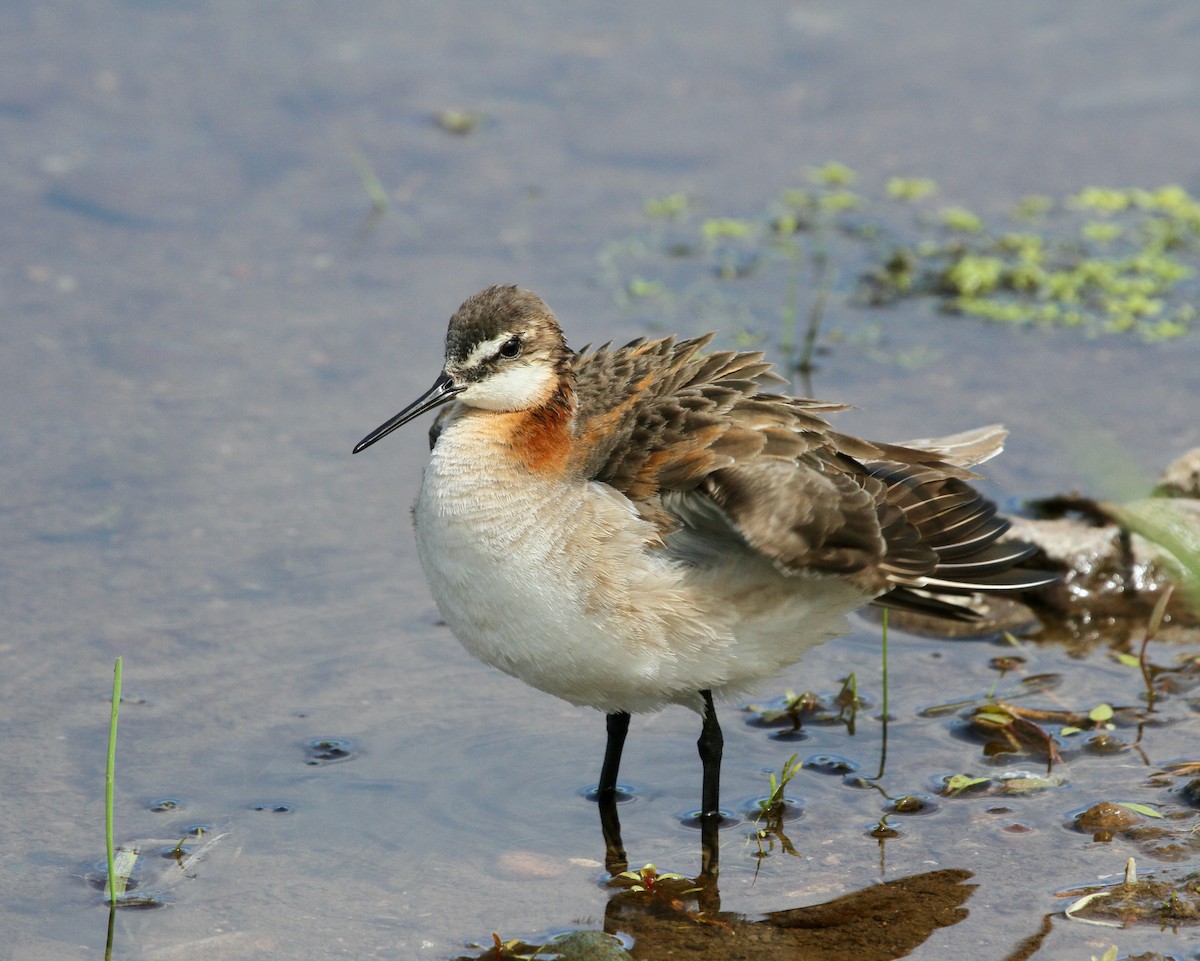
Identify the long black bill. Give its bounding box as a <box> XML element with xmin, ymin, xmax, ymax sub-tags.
<box><xmin>352</xmin><ymin>371</ymin><xmax>465</xmax><ymax>454</ymax></box>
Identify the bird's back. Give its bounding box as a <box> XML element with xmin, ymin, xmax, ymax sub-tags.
<box><xmin>567</xmin><ymin>335</ymin><xmax>1048</xmax><ymax>613</ymax></box>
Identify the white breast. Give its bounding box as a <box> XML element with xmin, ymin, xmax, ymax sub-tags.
<box><xmin>411</xmin><ymin>416</ymin><xmax>871</xmax><ymax>714</ymax></box>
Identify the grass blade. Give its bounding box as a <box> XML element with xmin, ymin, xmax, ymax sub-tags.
<box><xmin>105</xmin><ymin>657</ymin><xmax>122</xmax><ymax>906</ymax></box>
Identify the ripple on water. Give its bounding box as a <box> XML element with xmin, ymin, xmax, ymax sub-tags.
<box><xmin>803</xmin><ymin>754</ymin><xmax>861</xmax><ymax>775</ymax></box>
<box><xmin>249</xmin><ymin>801</ymin><xmax>296</xmax><ymax>813</ymax></box>
<box><xmin>302</xmin><ymin>736</ymin><xmax>359</xmax><ymax>765</ymax></box>
<box><xmin>580</xmin><ymin>784</ymin><xmax>636</xmax><ymax>803</ymax></box>
<box><xmin>740</xmin><ymin>795</ymin><xmax>805</xmax><ymax>822</ymax></box>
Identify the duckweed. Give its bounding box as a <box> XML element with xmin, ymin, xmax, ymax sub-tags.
<box><xmin>602</xmin><ymin>171</ymin><xmax>1199</xmax><ymax>357</ymax></box>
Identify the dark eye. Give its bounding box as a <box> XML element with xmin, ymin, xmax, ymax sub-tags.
<box><xmin>498</xmin><ymin>336</ymin><xmax>521</xmax><ymax>359</ymax></box>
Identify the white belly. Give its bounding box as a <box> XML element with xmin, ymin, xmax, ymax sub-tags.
<box><xmin>412</xmin><ymin>428</ymin><xmax>871</xmax><ymax>714</ymax></box>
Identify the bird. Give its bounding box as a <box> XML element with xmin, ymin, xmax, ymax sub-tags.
<box><xmin>353</xmin><ymin>284</ymin><xmax>1055</xmax><ymax>879</ymax></box>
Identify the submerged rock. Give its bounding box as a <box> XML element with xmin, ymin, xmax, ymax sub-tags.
<box><xmin>1002</xmin><ymin>450</ymin><xmax>1200</xmax><ymax>624</ymax></box>
<box><xmin>1075</xmin><ymin>801</ymin><xmax>1141</xmax><ymax>841</ymax></box>
<box><xmin>1156</xmin><ymin>448</ymin><xmax>1200</xmax><ymax>499</ymax></box>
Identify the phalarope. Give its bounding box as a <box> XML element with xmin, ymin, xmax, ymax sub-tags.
<box><xmin>354</xmin><ymin>284</ymin><xmax>1053</xmax><ymax>877</ymax></box>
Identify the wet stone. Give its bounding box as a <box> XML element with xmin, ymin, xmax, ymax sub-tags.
<box><xmin>1006</xmin><ymin>496</ymin><xmax>1200</xmax><ymax>622</ymax></box>
<box><xmin>1156</xmin><ymin>447</ymin><xmax>1200</xmax><ymax>497</ymax></box>
<box><xmin>1068</xmin><ymin>872</ymin><xmax>1200</xmax><ymax>927</ymax></box>
<box><xmin>1075</xmin><ymin>801</ymin><xmax>1141</xmax><ymax>841</ymax></box>
<box><xmin>1083</xmin><ymin>732</ymin><xmax>1129</xmax><ymax>755</ymax></box>
<box><xmin>548</xmin><ymin>930</ymin><xmax>633</xmax><ymax>961</ymax></box>
<box><xmin>890</xmin><ymin>794</ymin><xmax>937</xmax><ymax>815</ymax></box>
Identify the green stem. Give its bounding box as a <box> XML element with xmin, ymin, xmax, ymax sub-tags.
<box><xmin>880</xmin><ymin>608</ymin><xmax>889</xmax><ymax>721</ymax></box>
<box><xmin>871</xmin><ymin>609</ymin><xmax>890</xmax><ymax>780</ymax></box>
<box><xmin>349</xmin><ymin>147</ymin><xmax>389</xmax><ymax>213</ymax></box>
<box><xmin>780</xmin><ymin>240</ymin><xmax>802</xmax><ymax>356</ymax></box>
<box><xmin>106</xmin><ymin>657</ymin><xmax>122</xmax><ymax>906</ymax></box>
<box><xmin>797</xmin><ymin>231</ymin><xmax>834</xmax><ymax>374</ymax></box>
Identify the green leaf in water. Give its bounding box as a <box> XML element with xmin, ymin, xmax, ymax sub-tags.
<box><xmin>1117</xmin><ymin>802</ymin><xmax>1164</xmax><ymax>819</ymax></box>
<box><xmin>944</xmin><ymin>774</ymin><xmax>991</xmax><ymax>796</ymax></box>
<box><xmin>104</xmin><ymin>846</ymin><xmax>139</xmax><ymax>900</ymax></box>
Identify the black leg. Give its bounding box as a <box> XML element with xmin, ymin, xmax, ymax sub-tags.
<box><xmin>598</xmin><ymin>711</ymin><xmax>630</xmax><ymax>875</ymax></box>
<box><xmin>697</xmin><ymin>689</ymin><xmax>724</xmax><ymax>878</ymax></box>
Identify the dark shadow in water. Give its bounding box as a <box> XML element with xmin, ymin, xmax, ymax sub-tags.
<box><xmin>606</xmin><ymin>869</ymin><xmax>976</xmax><ymax>961</ymax></box>
<box><xmin>458</xmin><ymin>868</ymin><xmax>978</xmax><ymax>960</ymax></box>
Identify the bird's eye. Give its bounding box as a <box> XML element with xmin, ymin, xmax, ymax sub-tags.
<box><xmin>498</xmin><ymin>336</ymin><xmax>522</xmax><ymax>359</ymax></box>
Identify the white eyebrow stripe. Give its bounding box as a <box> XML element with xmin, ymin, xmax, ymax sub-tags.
<box><xmin>462</xmin><ymin>333</ymin><xmax>516</xmax><ymax>368</ymax></box>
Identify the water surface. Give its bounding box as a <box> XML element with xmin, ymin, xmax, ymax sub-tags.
<box><xmin>3</xmin><ymin>2</ymin><xmax>1199</xmax><ymax>958</ymax></box>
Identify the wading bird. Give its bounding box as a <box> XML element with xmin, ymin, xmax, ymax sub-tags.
<box><xmin>354</xmin><ymin>285</ymin><xmax>1053</xmax><ymax>877</ymax></box>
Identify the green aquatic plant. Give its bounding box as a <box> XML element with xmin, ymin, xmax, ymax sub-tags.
<box><xmin>1108</xmin><ymin>499</ymin><xmax>1200</xmax><ymax>616</ymax></box>
<box><xmin>625</xmin><ymin>277</ymin><xmax>668</xmax><ymax>299</ymax></box>
<box><xmin>938</xmin><ymin>206</ymin><xmax>985</xmax><ymax>233</ymax></box>
<box><xmin>966</xmin><ymin>701</ymin><xmax>1064</xmax><ymax>772</ymax></box>
<box><xmin>615</xmin><ymin>862</ymin><xmax>694</xmax><ymax>894</ymax></box>
<box><xmin>808</xmin><ymin>161</ymin><xmax>857</xmax><ymax>187</ymax></box>
<box><xmin>1124</xmin><ymin>585</ymin><xmax>1174</xmax><ymax>708</ymax></box>
<box><xmin>744</xmin><ymin>688</ymin><xmax>818</xmax><ymax>730</ymax></box>
<box><xmin>751</xmin><ymin>754</ymin><xmax>804</xmax><ymax>862</ymax></box>
<box><xmin>756</xmin><ymin>754</ymin><xmax>803</xmax><ymax>822</ymax></box>
<box><xmin>926</xmin><ymin>184</ymin><xmax>1200</xmax><ymax>338</ymax></box>
<box><xmin>701</xmin><ymin>217</ymin><xmax>756</xmax><ymax>241</ymax></box>
<box><xmin>774</xmin><ymin>180</ymin><xmax>843</xmax><ymax>372</ymax></box>
<box><xmin>1060</xmin><ymin>702</ymin><xmax>1115</xmax><ymax>737</ymax></box>
<box><xmin>603</xmin><ymin>172</ymin><xmax>1199</xmax><ymax>362</ymax></box>
<box><xmin>833</xmin><ymin>671</ymin><xmax>860</xmax><ymax>734</ymax></box>
<box><xmin>942</xmin><ymin>774</ymin><xmax>990</xmax><ymax>797</ymax></box>
<box><xmin>887</xmin><ymin>177</ymin><xmax>937</xmax><ymax>202</ymax></box>
<box><xmin>643</xmin><ymin>192</ymin><xmax>690</xmax><ymax>219</ymax></box>
<box><xmin>349</xmin><ymin>148</ymin><xmax>389</xmax><ymax>214</ymax></box>
<box><xmin>105</xmin><ymin>657</ymin><xmax>123</xmax><ymax>905</ymax></box>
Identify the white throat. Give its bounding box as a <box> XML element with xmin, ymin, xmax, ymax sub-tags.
<box><xmin>457</xmin><ymin>362</ymin><xmax>556</xmax><ymax>411</ymax></box>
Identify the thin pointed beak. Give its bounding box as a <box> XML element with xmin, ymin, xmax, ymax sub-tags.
<box><xmin>353</xmin><ymin>371</ymin><xmax>466</xmax><ymax>454</ymax></box>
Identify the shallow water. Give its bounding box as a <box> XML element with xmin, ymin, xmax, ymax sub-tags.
<box><xmin>3</xmin><ymin>2</ymin><xmax>1200</xmax><ymax>959</ymax></box>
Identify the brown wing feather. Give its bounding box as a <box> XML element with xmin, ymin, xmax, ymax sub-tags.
<box><xmin>572</xmin><ymin>335</ymin><xmax>801</xmax><ymax>500</ymax></box>
<box><xmin>700</xmin><ymin>457</ymin><xmax>889</xmax><ymax>573</ymax></box>
<box><xmin>571</xmin><ymin>336</ymin><xmax>1052</xmax><ymax>598</ymax></box>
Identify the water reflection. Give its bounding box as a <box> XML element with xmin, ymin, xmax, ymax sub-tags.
<box><xmin>456</xmin><ymin>868</ymin><xmax>977</xmax><ymax>960</ymax></box>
